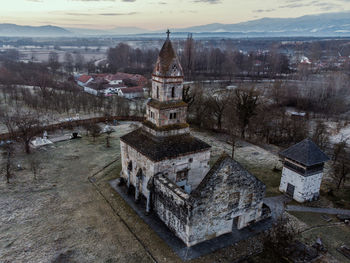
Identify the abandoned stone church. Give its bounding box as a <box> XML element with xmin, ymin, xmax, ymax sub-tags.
<box><xmin>119</xmin><ymin>33</ymin><xmax>267</xmax><ymax>247</ymax></box>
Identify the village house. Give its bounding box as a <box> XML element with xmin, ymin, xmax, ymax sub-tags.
<box><xmin>119</xmin><ymin>32</ymin><xmax>268</xmax><ymax>247</ymax></box>
<box><xmin>76</xmin><ymin>72</ymin><xmax>147</xmax><ymax>98</ymax></box>
<box><xmin>77</xmin><ymin>74</ymin><xmax>93</xmax><ymax>87</ymax></box>
<box><xmin>117</xmin><ymin>86</ymin><xmax>144</xmax><ymax>99</ymax></box>
<box><xmin>279</xmin><ymin>138</ymin><xmax>330</xmax><ymax>202</ymax></box>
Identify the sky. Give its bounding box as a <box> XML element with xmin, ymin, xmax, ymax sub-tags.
<box><xmin>0</xmin><ymin>0</ymin><xmax>350</xmax><ymax>30</ymax></box>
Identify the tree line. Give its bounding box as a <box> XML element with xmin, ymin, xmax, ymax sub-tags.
<box><xmin>105</xmin><ymin>36</ymin><xmax>290</xmax><ymax>80</ymax></box>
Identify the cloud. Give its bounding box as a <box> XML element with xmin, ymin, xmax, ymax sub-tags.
<box><xmin>70</xmin><ymin>0</ymin><xmax>135</xmax><ymax>2</ymax></box>
<box><xmin>193</xmin><ymin>0</ymin><xmax>221</xmax><ymax>4</ymax></box>
<box><xmin>99</xmin><ymin>12</ymin><xmax>138</xmax><ymax>15</ymax></box>
<box><xmin>66</xmin><ymin>12</ymin><xmax>138</xmax><ymax>16</ymax></box>
<box><xmin>279</xmin><ymin>0</ymin><xmax>340</xmax><ymax>9</ymax></box>
<box><xmin>70</xmin><ymin>0</ymin><xmax>116</xmax><ymax>1</ymax></box>
<box><xmin>253</xmin><ymin>8</ymin><xmax>276</xmax><ymax>13</ymax></box>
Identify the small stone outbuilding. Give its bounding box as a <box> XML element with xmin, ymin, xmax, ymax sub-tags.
<box><xmin>279</xmin><ymin>138</ymin><xmax>329</xmax><ymax>202</ymax></box>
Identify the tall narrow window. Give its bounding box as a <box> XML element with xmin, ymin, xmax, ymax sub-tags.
<box><xmin>176</xmin><ymin>169</ymin><xmax>189</xmax><ymax>182</ymax></box>
<box><xmin>156</xmin><ymin>87</ymin><xmax>159</xmax><ymax>99</ymax></box>
<box><xmin>171</xmin><ymin>87</ymin><xmax>175</xmax><ymax>98</ymax></box>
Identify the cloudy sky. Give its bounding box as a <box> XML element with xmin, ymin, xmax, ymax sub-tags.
<box><xmin>0</xmin><ymin>0</ymin><xmax>350</xmax><ymax>30</ymax></box>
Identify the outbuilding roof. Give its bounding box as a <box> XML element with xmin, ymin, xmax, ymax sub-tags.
<box><xmin>280</xmin><ymin>138</ymin><xmax>330</xmax><ymax>166</ymax></box>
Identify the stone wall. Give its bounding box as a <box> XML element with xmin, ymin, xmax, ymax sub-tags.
<box><xmin>120</xmin><ymin>141</ymin><xmax>211</xmax><ymax>198</ymax></box>
<box><xmin>188</xmin><ymin>157</ymin><xmax>266</xmax><ymax>246</ymax></box>
<box><xmin>120</xmin><ymin>141</ymin><xmax>156</xmax><ymax>197</ymax></box>
<box><xmin>152</xmin><ymin>156</ymin><xmax>266</xmax><ymax>247</ymax></box>
<box><xmin>158</xmin><ymin>150</ymin><xmax>210</xmax><ymax>191</ymax></box>
<box><xmin>146</xmin><ymin>105</ymin><xmax>187</xmax><ymax>127</ymax></box>
<box><xmin>142</xmin><ymin>124</ymin><xmax>190</xmax><ymax>137</ymax></box>
<box><xmin>151</xmin><ymin>76</ymin><xmax>183</xmax><ymax>102</ymax></box>
<box><xmin>280</xmin><ymin>166</ymin><xmax>323</xmax><ymax>202</ymax></box>
<box><xmin>153</xmin><ymin>175</ymin><xmax>191</xmax><ymax>244</ymax></box>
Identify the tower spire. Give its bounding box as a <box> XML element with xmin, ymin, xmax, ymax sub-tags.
<box><xmin>166</xmin><ymin>29</ymin><xmax>171</xmax><ymax>39</ymax></box>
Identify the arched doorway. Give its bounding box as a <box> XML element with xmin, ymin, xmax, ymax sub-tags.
<box><xmin>127</xmin><ymin>161</ymin><xmax>133</xmax><ymax>188</ymax></box>
<box><xmin>135</xmin><ymin>168</ymin><xmax>143</xmax><ymax>202</ymax></box>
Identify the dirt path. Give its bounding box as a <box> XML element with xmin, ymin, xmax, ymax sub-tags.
<box><xmin>286</xmin><ymin>205</ymin><xmax>350</xmax><ymax>216</ymax></box>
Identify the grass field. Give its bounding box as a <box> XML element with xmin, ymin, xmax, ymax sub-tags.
<box><xmin>1</xmin><ymin>122</ymin><xmax>348</xmax><ymax>262</ymax></box>
<box><xmin>289</xmin><ymin>211</ymin><xmax>350</xmax><ymax>263</ymax></box>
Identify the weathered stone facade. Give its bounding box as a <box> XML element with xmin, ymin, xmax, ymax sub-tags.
<box><xmin>119</xmin><ymin>33</ymin><xmax>268</xmax><ymax>247</ymax></box>
<box><xmin>152</xmin><ymin>155</ymin><xmax>266</xmax><ymax>247</ymax></box>
<box><xmin>280</xmin><ymin>165</ymin><xmax>324</xmax><ymax>202</ymax></box>
<box><xmin>279</xmin><ymin>139</ymin><xmax>329</xmax><ymax>203</ymax></box>
<box><xmin>120</xmin><ymin>140</ymin><xmax>210</xmax><ymax>198</ymax></box>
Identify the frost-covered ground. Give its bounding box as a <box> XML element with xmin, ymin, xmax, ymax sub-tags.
<box><xmin>0</xmin><ymin>122</ymin><xmax>285</xmax><ymax>262</ymax></box>
<box><xmin>0</xmin><ymin>123</ymin><xmax>154</xmax><ymax>263</ymax></box>
<box><xmin>1</xmin><ymin>121</ymin><xmax>346</xmax><ymax>262</ymax></box>
<box><xmin>328</xmin><ymin>121</ymin><xmax>350</xmax><ymax>144</ymax></box>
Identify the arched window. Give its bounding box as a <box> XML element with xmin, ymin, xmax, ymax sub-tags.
<box><xmin>128</xmin><ymin>161</ymin><xmax>133</xmax><ymax>171</ymax></box>
<box><xmin>171</xmin><ymin>87</ymin><xmax>175</xmax><ymax>98</ymax></box>
<box><xmin>156</xmin><ymin>86</ymin><xmax>159</xmax><ymax>99</ymax></box>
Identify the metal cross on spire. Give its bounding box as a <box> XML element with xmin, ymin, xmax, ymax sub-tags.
<box><xmin>166</xmin><ymin>29</ymin><xmax>171</xmax><ymax>39</ymax></box>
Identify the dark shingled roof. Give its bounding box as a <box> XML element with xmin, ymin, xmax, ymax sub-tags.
<box><xmin>120</xmin><ymin>128</ymin><xmax>211</xmax><ymax>162</ymax></box>
<box><xmin>153</xmin><ymin>38</ymin><xmax>183</xmax><ymax>77</ymax></box>
<box><xmin>280</xmin><ymin>138</ymin><xmax>330</xmax><ymax>166</ymax></box>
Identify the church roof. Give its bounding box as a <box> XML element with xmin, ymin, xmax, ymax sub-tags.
<box><xmin>147</xmin><ymin>99</ymin><xmax>187</xmax><ymax>110</ymax></box>
<box><xmin>191</xmin><ymin>153</ymin><xmax>265</xmax><ymax>198</ymax></box>
<box><xmin>153</xmin><ymin>37</ymin><xmax>183</xmax><ymax>77</ymax></box>
<box><xmin>120</xmin><ymin>128</ymin><xmax>211</xmax><ymax>162</ymax></box>
<box><xmin>280</xmin><ymin>138</ymin><xmax>330</xmax><ymax>166</ymax></box>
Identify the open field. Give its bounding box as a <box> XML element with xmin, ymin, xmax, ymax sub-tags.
<box><xmin>0</xmin><ymin>122</ymin><xmax>280</xmax><ymax>262</ymax></box>
<box><xmin>1</xmin><ymin>122</ymin><xmax>349</xmax><ymax>262</ymax></box>
<box><xmin>289</xmin><ymin>211</ymin><xmax>350</xmax><ymax>263</ymax></box>
<box><xmin>0</xmin><ymin>123</ymin><xmax>155</xmax><ymax>263</ymax></box>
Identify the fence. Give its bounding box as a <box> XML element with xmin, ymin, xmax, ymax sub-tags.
<box><xmin>0</xmin><ymin>115</ymin><xmax>145</xmax><ymax>141</ymax></box>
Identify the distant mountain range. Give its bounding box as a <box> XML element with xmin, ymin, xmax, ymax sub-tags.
<box><xmin>174</xmin><ymin>12</ymin><xmax>350</xmax><ymax>37</ymax></box>
<box><xmin>0</xmin><ymin>24</ymin><xmax>72</xmax><ymax>37</ymax></box>
<box><xmin>0</xmin><ymin>12</ymin><xmax>350</xmax><ymax>37</ymax></box>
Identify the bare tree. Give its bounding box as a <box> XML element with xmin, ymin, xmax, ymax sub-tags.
<box><xmin>311</xmin><ymin>121</ymin><xmax>330</xmax><ymax>151</ymax></box>
<box><xmin>106</xmin><ymin>131</ymin><xmax>112</xmax><ymax>148</ymax></box>
<box><xmin>48</xmin><ymin>51</ymin><xmax>60</xmax><ymax>73</ymax></box>
<box><xmin>88</xmin><ymin>123</ymin><xmax>101</xmax><ymax>142</ymax></box>
<box><xmin>3</xmin><ymin>110</ymin><xmax>43</xmax><ymax>154</ymax></box>
<box><xmin>208</xmin><ymin>93</ymin><xmax>229</xmax><ymax>130</ymax></box>
<box><xmin>74</xmin><ymin>52</ymin><xmax>85</xmax><ymax>72</ymax></box>
<box><xmin>64</xmin><ymin>52</ymin><xmax>74</xmax><ymax>73</ymax></box>
<box><xmin>1</xmin><ymin>144</ymin><xmax>14</xmax><ymax>183</ymax></box>
<box><xmin>332</xmin><ymin>139</ymin><xmax>350</xmax><ymax>189</ymax></box>
<box><xmin>182</xmin><ymin>85</ymin><xmax>195</xmax><ymax>108</ymax></box>
<box><xmin>261</xmin><ymin>217</ymin><xmax>297</xmax><ymax>262</ymax></box>
<box><xmin>29</xmin><ymin>156</ymin><xmax>41</xmax><ymax>180</ymax></box>
<box><xmin>234</xmin><ymin>88</ymin><xmax>260</xmax><ymax>139</ymax></box>
<box><xmin>182</xmin><ymin>34</ymin><xmax>195</xmax><ymax>79</ymax></box>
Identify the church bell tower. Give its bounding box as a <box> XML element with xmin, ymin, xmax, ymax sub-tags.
<box><xmin>144</xmin><ymin>30</ymin><xmax>189</xmax><ymax>134</ymax></box>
